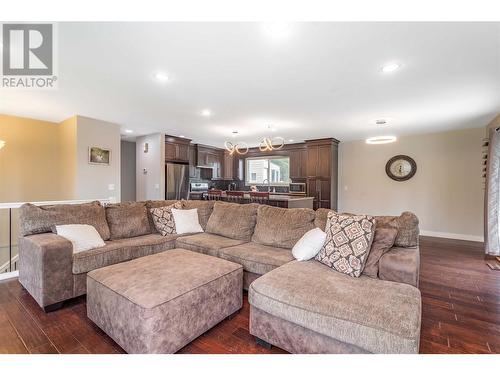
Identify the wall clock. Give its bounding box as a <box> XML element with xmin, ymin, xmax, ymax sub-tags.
<box><xmin>385</xmin><ymin>155</ymin><xmax>417</xmax><ymax>181</ymax></box>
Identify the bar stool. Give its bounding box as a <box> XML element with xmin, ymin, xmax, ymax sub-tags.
<box><xmin>207</xmin><ymin>189</ymin><xmax>223</xmax><ymax>201</ymax></box>
<box><xmin>249</xmin><ymin>191</ymin><xmax>270</xmax><ymax>205</ymax></box>
<box><xmin>225</xmin><ymin>191</ymin><xmax>245</xmax><ymax>204</ymax></box>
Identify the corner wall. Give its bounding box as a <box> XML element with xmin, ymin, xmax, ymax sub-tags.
<box><xmin>338</xmin><ymin>127</ymin><xmax>485</xmax><ymax>241</ymax></box>
<box><xmin>136</xmin><ymin>133</ymin><xmax>165</xmax><ymax>201</ymax></box>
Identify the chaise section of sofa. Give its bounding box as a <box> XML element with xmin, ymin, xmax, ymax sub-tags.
<box><xmin>249</xmin><ymin>260</ymin><xmax>422</xmax><ymax>354</ymax></box>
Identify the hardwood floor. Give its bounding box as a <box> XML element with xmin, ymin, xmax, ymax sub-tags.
<box><xmin>0</xmin><ymin>236</ymin><xmax>498</xmax><ymax>354</ymax></box>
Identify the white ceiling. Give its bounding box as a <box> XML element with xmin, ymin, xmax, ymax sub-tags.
<box><xmin>1</xmin><ymin>22</ymin><xmax>499</xmax><ymax>147</ymax></box>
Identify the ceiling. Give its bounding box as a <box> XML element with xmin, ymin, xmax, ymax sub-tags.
<box><xmin>1</xmin><ymin>22</ymin><xmax>499</xmax><ymax>147</ymax></box>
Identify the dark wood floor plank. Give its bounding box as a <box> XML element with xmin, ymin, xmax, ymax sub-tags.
<box><xmin>0</xmin><ymin>235</ymin><xmax>498</xmax><ymax>354</ymax></box>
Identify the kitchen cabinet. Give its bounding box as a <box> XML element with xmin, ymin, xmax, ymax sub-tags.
<box><xmin>305</xmin><ymin>138</ymin><xmax>339</xmax><ymax>210</ymax></box>
<box><xmin>165</xmin><ymin>136</ymin><xmax>191</xmax><ymax>163</ymax></box>
<box><xmin>290</xmin><ymin>148</ymin><xmax>307</xmax><ymax>180</ymax></box>
<box><xmin>188</xmin><ymin>145</ymin><xmax>197</xmax><ymax>178</ymax></box>
<box><xmin>196</xmin><ymin>145</ymin><xmax>223</xmax><ymax>179</ymax></box>
<box><xmin>222</xmin><ymin>152</ymin><xmax>234</xmax><ymax>180</ymax></box>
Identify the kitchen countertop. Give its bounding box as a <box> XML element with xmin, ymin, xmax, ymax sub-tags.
<box><xmin>197</xmin><ymin>191</ymin><xmax>313</xmax><ymax>202</ymax></box>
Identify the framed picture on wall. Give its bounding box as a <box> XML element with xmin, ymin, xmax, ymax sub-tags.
<box><xmin>88</xmin><ymin>146</ymin><xmax>111</xmax><ymax>165</ymax></box>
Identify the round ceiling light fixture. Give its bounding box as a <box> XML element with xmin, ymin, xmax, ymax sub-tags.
<box><xmin>366</xmin><ymin>136</ymin><xmax>397</xmax><ymax>145</ymax></box>
<box><xmin>201</xmin><ymin>109</ymin><xmax>212</xmax><ymax>117</ymax></box>
<box><xmin>225</xmin><ymin>141</ymin><xmax>249</xmax><ymax>156</ymax></box>
<box><xmin>381</xmin><ymin>62</ymin><xmax>401</xmax><ymax>73</ymax></box>
<box><xmin>155</xmin><ymin>72</ymin><xmax>169</xmax><ymax>82</ymax></box>
<box><xmin>0</xmin><ymin>139</ymin><xmax>5</xmax><ymax>150</ymax></box>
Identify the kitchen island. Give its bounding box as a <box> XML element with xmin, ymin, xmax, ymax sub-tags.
<box><xmin>190</xmin><ymin>191</ymin><xmax>314</xmax><ymax>209</ymax></box>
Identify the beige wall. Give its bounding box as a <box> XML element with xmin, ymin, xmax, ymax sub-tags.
<box><xmin>0</xmin><ymin>114</ymin><xmax>74</xmax><ymax>203</ymax></box>
<box><xmin>136</xmin><ymin>133</ymin><xmax>165</xmax><ymax>201</ymax></box>
<box><xmin>338</xmin><ymin>127</ymin><xmax>485</xmax><ymax>241</ymax></box>
<box><xmin>74</xmin><ymin>116</ymin><xmax>121</xmax><ymax>202</ymax></box>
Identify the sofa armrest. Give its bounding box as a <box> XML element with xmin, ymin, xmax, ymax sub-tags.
<box><xmin>379</xmin><ymin>246</ymin><xmax>420</xmax><ymax>288</ymax></box>
<box><xmin>18</xmin><ymin>233</ymin><xmax>74</xmax><ymax>309</ymax></box>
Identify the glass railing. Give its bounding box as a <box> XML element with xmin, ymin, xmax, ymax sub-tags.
<box><xmin>0</xmin><ymin>199</ymin><xmax>114</xmax><ymax>277</ymax></box>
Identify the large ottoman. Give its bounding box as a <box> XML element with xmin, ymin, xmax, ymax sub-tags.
<box><xmin>87</xmin><ymin>249</ymin><xmax>243</xmax><ymax>353</ymax></box>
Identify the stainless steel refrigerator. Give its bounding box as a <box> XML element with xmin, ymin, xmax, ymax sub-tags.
<box><xmin>165</xmin><ymin>163</ymin><xmax>189</xmax><ymax>200</ymax></box>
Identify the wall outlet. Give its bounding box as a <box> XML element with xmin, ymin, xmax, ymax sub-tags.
<box><xmin>108</xmin><ymin>184</ymin><xmax>115</xmax><ymax>191</ymax></box>
<box><xmin>154</xmin><ymin>184</ymin><xmax>160</xmax><ymax>189</ymax></box>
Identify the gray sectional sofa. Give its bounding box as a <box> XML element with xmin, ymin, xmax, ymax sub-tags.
<box><xmin>18</xmin><ymin>199</ymin><xmax>421</xmax><ymax>353</ymax></box>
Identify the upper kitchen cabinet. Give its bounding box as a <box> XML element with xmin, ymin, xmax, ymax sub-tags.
<box><xmin>305</xmin><ymin>138</ymin><xmax>339</xmax><ymax>210</ymax></box>
<box><xmin>196</xmin><ymin>145</ymin><xmax>223</xmax><ymax>179</ymax></box>
<box><xmin>289</xmin><ymin>148</ymin><xmax>307</xmax><ymax>180</ymax></box>
<box><xmin>165</xmin><ymin>135</ymin><xmax>191</xmax><ymax>163</ymax></box>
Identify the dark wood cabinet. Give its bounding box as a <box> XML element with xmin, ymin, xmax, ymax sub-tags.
<box><xmin>196</xmin><ymin>145</ymin><xmax>223</xmax><ymax>179</ymax></box>
<box><xmin>222</xmin><ymin>152</ymin><xmax>234</xmax><ymax>180</ymax></box>
<box><xmin>165</xmin><ymin>136</ymin><xmax>191</xmax><ymax>163</ymax></box>
<box><xmin>290</xmin><ymin>148</ymin><xmax>307</xmax><ymax>180</ymax></box>
<box><xmin>305</xmin><ymin>138</ymin><xmax>339</xmax><ymax>210</ymax></box>
<box><xmin>188</xmin><ymin>145</ymin><xmax>197</xmax><ymax>178</ymax></box>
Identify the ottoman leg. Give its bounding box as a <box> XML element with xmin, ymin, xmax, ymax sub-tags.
<box><xmin>43</xmin><ymin>301</ymin><xmax>64</xmax><ymax>313</ymax></box>
<box><xmin>255</xmin><ymin>337</ymin><xmax>272</xmax><ymax>350</ymax></box>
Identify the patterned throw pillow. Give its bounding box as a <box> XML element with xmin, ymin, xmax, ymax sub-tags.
<box><xmin>315</xmin><ymin>211</ymin><xmax>376</xmax><ymax>277</ymax></box>
<box><xmin>150</xmin><ymin>202</ymin><xmax>182</xmax><ymax>236</ymax></box>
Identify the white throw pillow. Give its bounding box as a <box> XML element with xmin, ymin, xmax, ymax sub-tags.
<box><xmin>55</xmin><ymin>224</ymin><xmax>106</xmax><ymax>254</ymax></box>
<box><xmin>171</xmin><ymin>208</ymin><xmax>204</xmax><ymax>234</ymax></box>
<box><xmin>292</xmin><ymin>228</ymin><xmax>327</xmax><ymax>261</ymax></box>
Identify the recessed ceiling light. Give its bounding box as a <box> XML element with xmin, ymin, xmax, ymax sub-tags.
<box><xmin>381</xmin><ymin>63</ymin><xmax>401</xmax><ymax>73</ymax></box>
<box><xmin>366</xmin><ymin>136</ymin><xmax>397</xmax><ymax>145</ymax></box>
<box><xmin>201</xmin><ymin>109</ymin><xmax>212</xmax><ymax>117</ymax></box>
<box><xmin>231</xmin><ymin>130</ymin><xmax>239</xmax><ymax>138</ymax></box>
<box><xmin>288</xmin><ymin>139</ymin><xmax>294</xmax><ymax>142</ymax></box>
<box><xmin>124</xmin><ymin>129</ymin><xmax>133</xmax><ymax>134</ymax></box>
<box><xmin>179</xmin><ymin>135</ymin><xmax>185</xmax><ymax>138</ymax></box>
<box><xmin>263</xmin><ymin>22</ymin><xmax>291</xmax><ymax>38</ymax></box>
<box><xmin>155</xmin><ymin>72</ymin><xmax>169</xmax><ymax>82</ymax></box>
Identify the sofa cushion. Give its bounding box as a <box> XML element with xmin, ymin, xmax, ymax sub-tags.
<box><xmin>315</xmin><ymin>212</ymin><xmax>376</xmax><ymax>278</ymax></box>
<box><xmin>19</xmin><ymin>201</ymin><xmax>110</xmax><ymax>240</ymax></box>
<box><xmin>363</xmin><ymin>227</ymin><xmax>398</xmax><ymax>278</ymax></box>
<box><xmin>249</xmin><ymin>260</ymin><xmax>422</xmax><ymax>354</ymax></box>
<box><xmin>252</xmin><ymin>205</ymin><xmax>316</xmax><ymax>249</ymax></box>
<box><xmin>181</xmin><ymin>200</ymin><xmax>215</xmax><ymax>230</ymax></box>
<box><xmin>105</xmin><ymin>202</ymin><xmax>151</xmax><ymax>240</ymax></box>
<box><xmin>72</xmin><ymin>233</ymin><xmax>180</xmax><ymax>274</ymax></box>
<box><xmin>219</xmin><ymin>242</ymin><xmax>294</xmax><ymax>275</ymax></box>
<box><xmin>379</xmin><ymin>247</ymin><xmax>420</xmax><ymax>287</ymax></box>
<box><xmin>146</xmin><ymin>200</ymin><xmax>180</xmax><ymax>233</ymax></box>
<box><xmin>206</xmin><ymin>202</ymin><xmax>258</xmax><ymax>241</ymax></box>
<box><xmin>175</xmin><ymin>233</ymin><xmax>247</xmax><ymax>257</ymax></box>
<box><xmin>375</xmin><ymin>212</ymin><xmax>419</xmax><ymax>248</ymax></box>
<box><xmin>314</xmin><ymin>208</ymin><xmax>332</xmax><ymax>231</ymax></box>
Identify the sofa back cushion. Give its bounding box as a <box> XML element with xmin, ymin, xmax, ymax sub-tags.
<box><xmin>252</xmin><ymin>205</ymin><xmax>316</xmax><ymax>249</ymax></box>
<box><xmin>19</xmin><ymin>201</ymin><xmax>111</xmax><ymax>240</ymax></box>
<box><xmin>146</xmin><ymin>200</ymin><xmax>180</xmax><ymax>233</ymax></box>
<box><xmin>105</xmin><ymin>202</ymin><xmax>151</xmax><ymax>240</ymax></box>
<box><xmin>206</xmin><ymin>201</ymin><xmax>258</xmax><ymax>241</ymax></box>
<box><xmin>181</xmin><ymin>200</ymin><xmax>215</xmax><ymax>230</ymax></box>
<box><xmin>375</xmin><ymin>212</ymin><xmax>419</xmax><ymax>248</ymax></box>
<box><xmin>315</xmin><ymin>209</ymin><xmax>419</xmax><ymax>248</ymax></box>
<box><xmin>314</xmin><ymin>208</ymin><xmax>333</xmax><ymax>231</ymax></box>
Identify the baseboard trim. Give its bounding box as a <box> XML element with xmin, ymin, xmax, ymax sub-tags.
<box><xmin>420</xmin><ymin>230</ymin><xmax>484</xmax><ymax>243</ymax></box>
<box><xmin>0</xmin><ymin>270</ymin><xmax>19</xmax><ymax>281</ymax></box>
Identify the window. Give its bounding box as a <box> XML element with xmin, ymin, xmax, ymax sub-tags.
<box><xmin>245</xmin><ymin>156</ymin><xmax>290</xmax><ymax>185</ymax></box>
